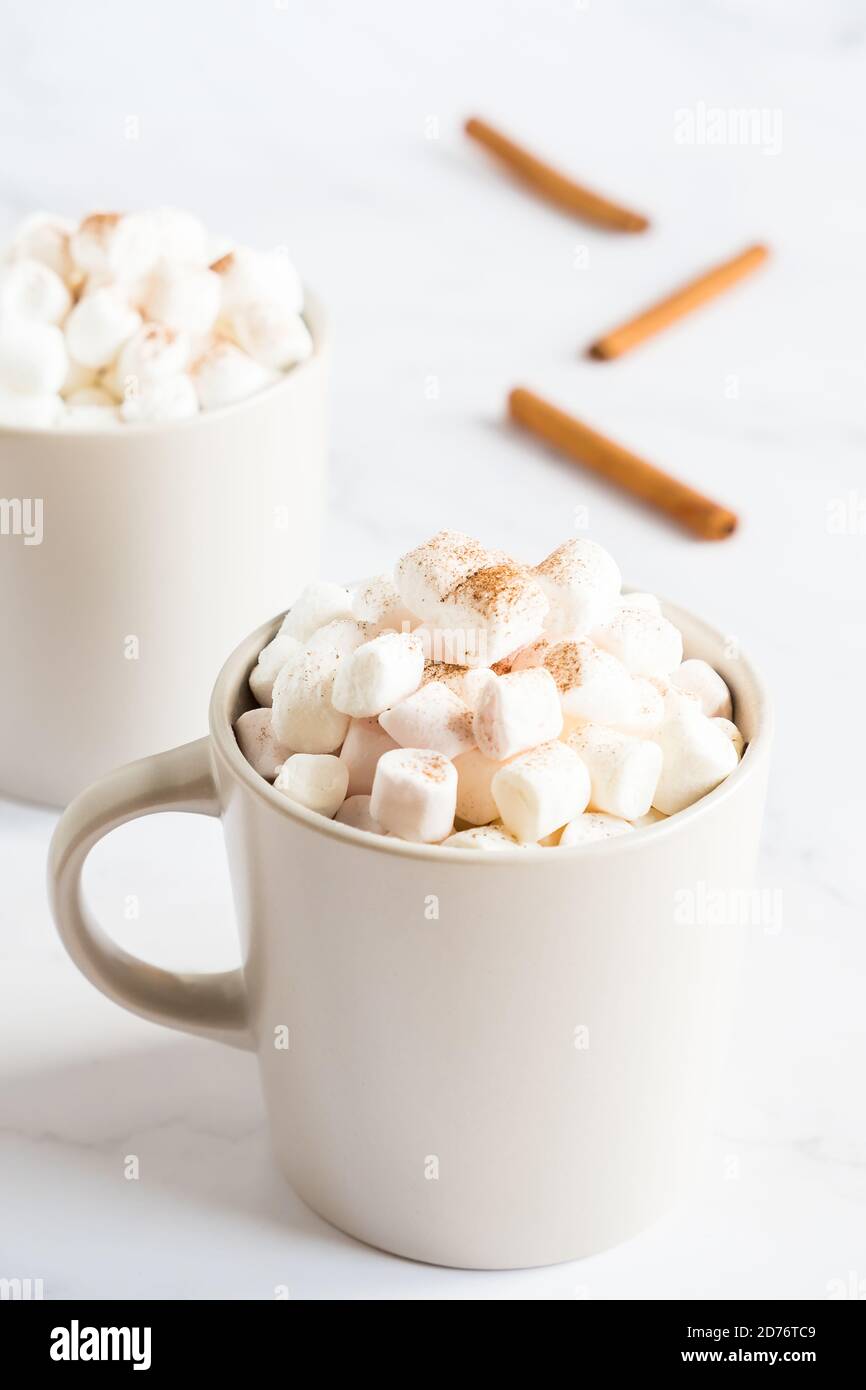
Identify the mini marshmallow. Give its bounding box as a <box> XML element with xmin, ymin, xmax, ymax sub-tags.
<box><xmin>566</xmin><ymin>724</ymin><xmax>663</xmax><ymax>821</ymax></box>
<box><xmin>351</xmin><ymin>574</ymin><xmax>414</xmax><ymax>633</ymax></box>
<box><xmin>458</xmin><ymin>666</ymin><xmax>497</xmax><ymax>710</ymax></box>
<box><xmin>64</xmin><ymin>287</ymin><xmax>141</xmax><ymax>368</ymax></box>
<box><xmin>559</xmin><ymin>812</ymin><xmax>633</xmax><ymax>847</ymax></box>
<box><xmin>6</xmin><ymin>212</ymin><xmax>75</xmax><ymax>280</ymax></box>
<box><xmin>339</xmin><ymin>717</ymin><xmax>399</xmax><ymax>796</ymax></box>
<box><xmin>143</xmin><ymin>207</ymin><xmax>209</xmax><ymax>265</ymax></box>
<box><xmin>473</xmin><ymin>667</ymin><xmax>562</xmax><ymax>761</ymax></box>
<box><xmin>592</xmin><ymin>606</ymin><xmax>683</xmax><ymax>678</ymax></box>
<box><xmin>0</xmin><ymin>321</ymin><xmax>68</xmax><ymax>395</ymax></box>
<box><xmin>62</xmin><ymin>410</ymin><xmax>120</xmax><ymax>430</ymax></box>
<box><xmin>653</xmin><ymin>706</ymin><xmax>739</xmax><ymax>815</ymax></box>
<box><xmin>534</xmin><ymin>639</ymin><xmax>638</xmax><ymax>726</ymax></box>
<box><xmin>249</xmin><ymin>632</ymin><xmax>303</xmax><ymax>706</ymax></box>
<box><xmin>613</xmin><ymin>677</ymin><xmax>666</xmax><ymax>739</ymax></box>
<box><xmin>631</xmin><ymin>807</ymin><xmax>668</xmax><ymax>828</ymax></box>
<box><xmin>654</xmin><ymin>679</ymin><xmax>702</xmax><ymax>718</ymax></box>
<box><xmin>306</xmin><ymin>618</ymin><xmax>371</xmax><ymax>661</ymax></box>
<box><xmin>70</xmin><ymin>211</ymin><xmax>158</xmax><ymax>281</ymax></box>
<box><xmin>617</xmin><ymin>591</ymin><xmax>661</xmax><ymax>614</ymax></box>
<box><xmin>427</xmin><ymin>560</ymin><xmax>549</xmax><ymax>667</ymax></box>
<box><xmin>713</xmin><ymin>716</ymin><xmax>745</xmax><ymax>759</ymax></box>
<box><xmin>0</xmin><ymin>258</ymin><xmax>71</xmax><ymax>325</ymax></box>
<box><xmin>334</xmin><ymin>795</ymin><xmax>384</xmax><ymax>834</ymax></box>
<box><xmin>115</xmin><ymin>323</ymin><xmax>192</xmax><ymax>388</ymax></box>
<box><xmin>492</xmin><ymin>740</ymin><xmax>590</xmax><ymax>842</ymax></box>
<box><xmin>274</xmin><ymin>753</ymin><xmax>349</xmax><ymax>818</ymax></box>
<box><xmin>453</xmin><ymin>747</ymin><xmax>513</xmax><ymax>825</ymax></box>
<box><xmin>211</xmin><ymin>247</ymin><xmax>304</xmax><ymax>315</ymax></box>
<box><xmin>370</xmin><ymin>747</ymin><xmax>457</xmax><ymax>843</ymax></box>
<box><xmin>442</xmin><ymin>823</ymin><xmax>528</xmax><ymax>851</ymax></box>
<box><xmin>143</xmin><ymin>261</ymin><xmax>222</xmax><ymax>336</ymax></box>
<box><xmin>68</xmin><ymin>213</ymin><xmax>118</xmax><ymax>276</ymax></box>
<box><xmin>61</xmin><ymin>392</ymin><xmax>121</xmax><ymax>428</ymax></box>
<box><xmin>231</xmin><ymin>303</ymin><xmax>312</xmax><ymax>370</ymax></box>
<box><xmin>508</xmin><ymin>636</ymin><xmax>551</xmax><ymax>671</ymax></box>
<box><xmin>190</xmin><ymin>340</ymin><xmax>277</xmax><ymax>411</ymax></box>
<box><xmin>332</xmin><ymin>631</ymin><xmax>425</xmax><ymax>718</ymax></box>
<box><xmin>395</xmin><ymin>530</ymin><xmax>511</xmax><ymax>624</ymax></box>
<box><xmin>0</xmin><ymin>391</ymin><xmax>62</xmax><ymax>428</ymax></box>
<box><xmin>534</xmin><ymin>537</ymin><xmax>621</xmax><ymax>638</ymax></box>
<box><xmin>280</xmin><ymin>582</ymin><xmax>354</xmax><ymax>642</ymax></box>
<box><xmin>379</xmin><ymin>681</ymin><xmax>475</xmax><ymax>758</ymax></box>
<box><xmin>420</xmin><ymin>660</ymin><xmax>470</xmax><ymax>695</ymax></box>
<box><xmin>119</xmin><ymin>373</ymin><xmax>199</xmax><ymax>423</ymax></box>
<box><xmin>670</xmin><ymin>659</ymin><xmax>733</xmax><ymax>720</ymax></box>
<box><xmin>419</xmin><ymin>659</ymin><xmax>495</xmax><ymax>711</ymax></box>
<box><xmin>234</xmin><ymin>707</ymin><xmax>292</xmax><ymax>781</ymax></box>
<box><xmin>271</xmin><ymin>649</ymin><xmax>349</xmax><ymax>753</ymax></box>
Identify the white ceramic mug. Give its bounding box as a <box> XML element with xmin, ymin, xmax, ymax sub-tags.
<box><xmin>48</xmin><ymin>599</ymin><xmax>772</xmax><ymax>1269</ymax></box>
<box><xmin>0</xmin><ymin>294</ymin><xmax>327</xmax><ymax>806</ymax></box>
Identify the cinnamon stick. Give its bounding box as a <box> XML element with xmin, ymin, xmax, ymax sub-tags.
<box><xmin>465</xmin><ymin>117</ymin><xmax>649</xmax><ymax>233</ymax></box>
<box><xmin>589</xmin><ymin>243</ymin><xmax>769</xmax><ymax>360</ymax></box>
<box><xmin>508</xmin><ymin>388</ymin><xmax>737</xmax><ymax>540</ymax></box>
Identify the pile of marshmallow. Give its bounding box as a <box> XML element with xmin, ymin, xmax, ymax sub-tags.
<box><xmin>0</xmin><ymin>207</ymin><xmax>311</xmax><ymax>429</ymax></box>
<box><xmin>235</xmin><ymin>531</ymin><xmax>745</xmax><ymax>851</ymax></box>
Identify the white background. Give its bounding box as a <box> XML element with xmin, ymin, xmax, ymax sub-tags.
<box><xmin>1</xmin><ymin>0</ymin><xmax>864</xmax><ymax>1299</ymax></box>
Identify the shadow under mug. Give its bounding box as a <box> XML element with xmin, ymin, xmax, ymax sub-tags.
<box><xmin>48</xmin><ymin>599</ymin><xmax>772</xmax><ymax>1269</ymax></box>
<box><xmin>0</xmin><ymin>293</ymin><xmax>327</xmax><ymax>807</ymax></box>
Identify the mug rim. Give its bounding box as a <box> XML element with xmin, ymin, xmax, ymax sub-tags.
<box><xmin>0</xmin><ymin>287</ymin><xmax>327</xmax><ymax>442</ymax></box>
<box><xmin>208</xmin><ymin>595</ymin><xmax>774</xmax><ymax>866</ymax></box>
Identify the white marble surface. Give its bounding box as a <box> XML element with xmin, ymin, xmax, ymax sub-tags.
<box><xmin>1</xmin><ymin>0</ymin><xmax>865</xmax><ymax>1299</ymax></box>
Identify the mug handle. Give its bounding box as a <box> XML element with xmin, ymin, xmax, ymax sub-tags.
<box><xmin>47</xmin><ymin>737</ymin><xmax>254</xmax><ymax>1051</ymax></box>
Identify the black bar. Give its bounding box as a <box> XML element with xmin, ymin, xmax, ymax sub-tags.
<box><xmin>5</xmin><ymin>1298</ymin><xmax>862</xmax><ymax>1371</ymax></box>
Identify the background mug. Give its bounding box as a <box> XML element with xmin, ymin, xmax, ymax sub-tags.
<box><xmin>48</xmin><ymin>599</ymin><xmax>772</xmax><ymax>1269</ymax></box>
<box><xmin>0</xmin><ymin>293</ymin><xmax>327</xmax><ymax>807</ymax></box>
